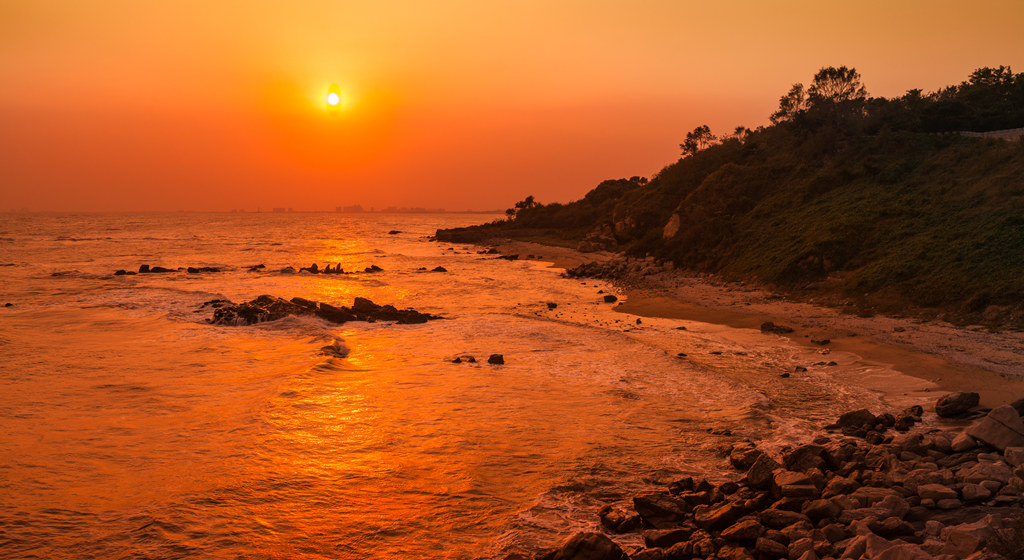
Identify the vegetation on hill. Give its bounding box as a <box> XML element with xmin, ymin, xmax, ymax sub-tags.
<box><xmin>437</xmin><ymin>66</ymin><xmax>1024</xmax><ymax>327</ymax></box>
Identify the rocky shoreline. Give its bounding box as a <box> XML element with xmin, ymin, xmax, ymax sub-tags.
<box><xmin>532</xmin><ymin>394</ymin><xmax>1024</xmax><ymax>560</ymax></box>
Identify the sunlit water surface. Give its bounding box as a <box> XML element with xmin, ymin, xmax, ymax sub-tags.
<box><xmin>0</xmin><ymin>213</ymin><xmax>929</xmax><ymax>559</ymax></box>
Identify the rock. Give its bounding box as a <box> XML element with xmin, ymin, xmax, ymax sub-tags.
<box><xmin>810</xmin><ymin>337</ymin><xmax>830</xmax><ymax>345</ymax></box>
<box><xmin>603</xmin><ymin>295</ymin><xmax>617</xmax><ymax>303</ymax></box>
<box><xmin>960</xmin><ymin>459</ymin><xmax>1012</xmax><ymax>484</ymax></box>
<box><xmin>114</xmin><ymin>269</ymin><xmax>132</xmax><ymax>275</ymax></box>
<box><xmin>488</xmin><ymin>354</ymin><xmax>505</xmax><ymax>365</ymax></box>
<box><xmin>801</xmin><ymin>499</ymin><xmax>840</xmax><ymax>522</ymax></box>
<box><xmin>207</xmin><ymin>295</ymin><xmax>440</xmax><ymax>326</ymax></box>
<box><xmin>721</xmin><ymin>517</ymin><xmax>763</xmax><ymax>541</ymax></box>
<box><xmin>642</xmin><ymin>527</ymin><xmax>692</xmax><ymax>548</ymax></box>
<box><xmin>836</xmin><ymin>409</ymin><xmax>877</xmax><ymax>429</ymax></box>
<box><xmin>756</xmin><ymin>536</ymin><xmax>788</xmax><ymax>558</ymax></box>
<box><xmin>873</xmin><ymin>543</ymin><xmax>933</xmax><ymax>560</ymax></box>
<box><xmin>387</xmin><ymin>230</ymin><xmax>401</xmax><ymax>234</ymax></box>
<box><xmin>822</xmin><ymin>476</ymin><xmax>860</xmax><ymax>498</ymax></box>
<box><xmin>430</xmin><ymin>266</ymin><xmax>448</xmax><ymax>272</ymax></box>
<box><xmin>186</xmin><ymin>266</ymin><xmax>220</xmax><ymax>273</ymax></box>
<box><xmin>789</xmin><ymin>537</ymin><xmax>815</xmax><ymax>559</ymax></box>
<box><xmin>784</xmin><ymin>444</ymin><xmax>827</xmax><ymax>472</ymax></box>
<box><xmin>935</xmin><ymin>392</ymin><xmax>980</xmax><ymax>417</ymax></box>
<box><xmin>951</xmin><ymin>432</ymin><xmax>977</xmax><ymax>452</ymax></box>
<box><xmin>759</xmin><ymin>508</ymin><xmax>810</xmax><ymax>529</ymax></box>
<box><xmin>138</xmin><ymin>264</ymin><xmax>150</xmax><ymax>273</ymax></box>
<box><xmin>967</xmin><ymin>405</ymin><xmax>1024</xmax><ymax>451</ymax></box>
<box><xmin>546</xmin><ymin>302</ymin><xmax>558</xmax><ymax>309</ymax></box>
<box><xmin>941</xmin><ymin>516</ymin><xmax>1003</xmax><ymax>557</ymax></box>
<box><xmin>717</xmin><ymin>544</ymin><xmax>755</xmax><ymax>560</ymax></box>
<box><xmin>745</xmin><ymin>454</ymin><xmax>781</xmax><ymax>489</ymax></box>
<box><xmin>935</xmin><ymin>498</ymin><xmax>961</xmax><ymax>509</ymax></box>
<box><xmin>633</xmin><ymin>493</ymin><xmax>688</xmax><ymax>529</ymax></box>
<box><xmin>760</xmin><ymin>321</ymin><xmax>794</xmax><ymax>334</ymax></box>
<box><xmin>917</xmin><ymin>484</ymin><xmax>958</xmax><ymax>501</ymax></box>
<box><xmin>730</xmin><ymin>442</ymin><xmax>765</xmax><ymax>470</ymax></box>
<box><xmin>551</xmin><ymin>532</ymin><xmax>627</xmax><ymax>560</ymax></box>
<box><xmin>1004</xmin><ymin>446</ymin><xmax>1024</xmax><ymax>466</ymax></box>
<box><xmin>630</xmin><ymin>549</ymin><xmax>665</xmax><ymax>560</ymax></box>
<box><xmin>960</xmin><ymin>483</ymin><xmax>991</xmax><ymax>501</ymax></box>
<box><xmin>1011</xmin><ymin>397</ymin><xmax>1024</xmax><ymax>417</ymax></box>
<box><xmin>693</xmin><ymin>501</ymin><xmax>745</xmax><ymax>531</ymax></box>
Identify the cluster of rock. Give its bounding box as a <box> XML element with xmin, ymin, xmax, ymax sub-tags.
<box><xmin>565</xmin><ymin>258</ymin><xmax>675</xmax><ymax>287</ymax></box>
<box><xmin>202</xmin><ymin>295</ymin><xmax>440</xmax><ymax>326</ymax></box>
<box><xmin>281</xmin><ymin>263</ymin><xmax>384</xmax><ymax>274</ymax></box>
<box><xmin>115</xmin><ymin>264</ymin><xmax>222</xmax><ymax>275</ymax></box>
<box><xmin>536</xmin><ymin>395</ymin><xmax>1024</xmax><ymax>560</ymax></box>
<box><xmin>451</xmin><ymin>354</ymin><xmax>505</xmax><ymax>365</ymax></box>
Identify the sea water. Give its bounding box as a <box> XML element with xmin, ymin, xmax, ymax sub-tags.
<box><xmin>0</xmin><ymin>213</ymin><xmax>930</xmax><ymax>559</ymax></box>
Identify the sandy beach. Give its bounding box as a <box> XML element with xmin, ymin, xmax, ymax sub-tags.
<box><xmin>486</xmin><ymin>239</ymin><xmax>1024</xmax><ymax>409</ymax></box>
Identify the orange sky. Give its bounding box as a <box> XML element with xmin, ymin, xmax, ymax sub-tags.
<box><xmin>2</xmin><ymin>0</ymin><xmax>1023</xmax><ymax>212</ymax></box>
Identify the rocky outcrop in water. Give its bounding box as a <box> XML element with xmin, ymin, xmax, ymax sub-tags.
<box><xmin>204</xmin><ymin>295</ymin><xmax>440</xmax><ymax>326</ymax></box>
<box><xmin>535</xmin><ymin>394</ymin><xmax>1024</xmax><ymax>560</ymax></box>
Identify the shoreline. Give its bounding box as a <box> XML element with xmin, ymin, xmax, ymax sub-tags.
<box><xmin>480</xmin><ymin>239</ymin><xmax>1024</xmax><ymax>409</ymax></box>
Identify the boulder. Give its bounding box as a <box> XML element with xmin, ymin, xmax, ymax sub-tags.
<box><xmin>951</xmin><ymin>432</ymin><xmax>977</xmax><ymax>452</ymax></box>
<box><xmin>760</xmin><ymin>321</ymin><xmax>794</xmax><ymax>334</ymax></box>
<box><xmin>967</xmin><ymin>405</ymin><xmax>1024</xmax><ymax>451</ymax></box>
<box><xmin>960</xmin><ymin>459</ymin><xmax>1012</xmax><ymax>484</ymax></box>
<box><xmin>917</xmin><ymin>484</ymin><xmax>958</xmax><ymax>501</ymax></box>
<box><xmin>721</xmin><ymin>517</ymin><xmax>764</xmax><ymax>541</ymax></box>
<box><xmin>430</xmin><ymin>266</ymin><xmax>448</xmax><ymax>272</ymax></box>
<box><xmin>693</xmin><ymin>501</ymin><xmax>745</xmax><ymax>531</ymax></box>
<box><xmin>552</xmin><ymin>532</ymin><xmax>627</xmax><ymax>560</ymax></box>
<box><xmin>759</xmin><ymin>508</ymin><xmax>810</xmax><ymax>529</ymax></box>
<box><xmin>755</xmin><ymin>537</ymin><xmax>788</xmax><ymax>558</ymax></box>
<box><xmin>935</xmin><ymin>392</ymin><xmax>980</xmax><ymax>417</ymax></box>
<box><xmin>744</xmin><ymin>453</ymin><xmax>781</xmax><ymax>490</ymax></box>
<box><xmin>633</xmin><ymin>493</ymin><xmax>688</xmax><ymax>529</ymax></box>
<box><xmin>783</xmin><ymin>444</ymin><xmax>827</xmax><ymax>472</ymax></box>
<box><xmin>730</xmin><ymin>442</ymin><xmax>765</xmax><ymax>470</ymax></box>
<box><xmin>603</xmin><ymin>295</ymin><xmax>618</xmax><ymax>303</ymax></box>
<box><xmin>836</xmin><ymin>409</ymin><xmax>877</xmax><ymax>429</ymax></box>
<box><xmin>488</xmin><ymin>354</ymin><xmax>505</xmax><ymax>365</ymax></box>
<box><xmin>642</xmin><ymin>527</ymin><xmax>691</xmax><ymax>548</ymax></box>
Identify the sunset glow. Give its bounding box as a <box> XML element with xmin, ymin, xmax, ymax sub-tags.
<box><xmin>2</xmin><ymin>0</ymin><xmax>1023</xmax><ymax>212</ymax></box>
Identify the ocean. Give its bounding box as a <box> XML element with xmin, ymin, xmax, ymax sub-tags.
<box><xmin>0</xmin><ymin>213</ymin><xmax>926</xmax><ymax>559</ymax></box>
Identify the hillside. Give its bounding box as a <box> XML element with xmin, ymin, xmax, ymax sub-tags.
<box><xmin>437</xmin><ymin>67</ymin><xmax>1024</xmax><ymax>328</ymax></box>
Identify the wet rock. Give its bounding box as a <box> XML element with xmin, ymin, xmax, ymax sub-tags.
<box><xmin>187</xmin><ymin>266</ymin><xmax>220</xmax><ymax>273</ymax></box>
<box><xmin>633</xmin><ymin>493</ymin><xmax>688</xmax><ymax>529</ymax></box>
<box><xmin>551</xmin><ymin>532</ymin><xmax>627</xmax><ymax>560</ymax></box>
<box><xmin>951</xmin><ymin>432</ymin><xmax>977</xmax><ymax>452</ymax></box>
<box><xmin>835</xmin><ymin>409</ymin><xmax>877</xmax><ymax>430</ymax></box>
<box><xmin>114</xmin><ymin>269</ymin><xmax>135</xmax><ymax>275</ymax></box>
<box><xmin>603</xmin><ymin>295</ymin><xmax>618</xmax><ymax>303</ymax></box>
<box><xmin>546</xmin><ymin>302</ymin><xmax>558</xmax><ymax>309</ymax></box>
<box><xmin>642</xmin><ymin>527</ymin><xmax>692</xmax><ymax>548</ymax></box>
<box><xmin>488</xmin><ymin>354</ymin><xmax>505</xmax><ymax>365</ymax></box>
<box><xmin>430</xmin><ymin>266</ymin><xmax>448</xmax><ymax>272</ymax></box>
<box><xmin>693</xmin><ymin>501</ymin><xmax>745</xmax><ymax>531</ymax></box>
<box><xmin>246</xmin><ymin>264</ymin><xmax>265</xmax><ymax>271</ymax></box>
<box><xmin>755</xmin><ymin>536</ymin><xmax>788</xmax><ymax>558</ymax></box>
<box><xmin>760</xmin><ymin>321</ymin><xmax>794</xmax><ymax>334</ymax></box>
<box><xmin>744</xmin><ymin>454</ymin><xmax>781</xmax><ymax>489</ymax></box>
<box><xmin>387</xmin><ymin>230</ymin><xmax>401</xmax><ymax>234</ymax></box>
<box><xmin>917</xmin><ymin>484</ymin><xmax>958</xmax><ymax>501</ymax></box>
<box><xmin>967</xmin><ymin>405</ymin><xmax>1024</xmax><ymax>451</ymax></box>
<box><xmin>935</xmin><ymin>392</ymin><xmax>980</xmax><ymax>417</ymax></box>
<box><xmin>720</xmin><ymin>517</ymin><xmax>763</xmax><ymax>541</ymax></box>
<box><xmin>729</xmin><ymin>442</ymin><xmax>765</xmax><ymax>471</ymax></box>
<box><xmin>783</xmin><ymin>444</ymin><xmax>827</xmax><ymax>472</ymax></box>
<box><xmin>759</xmin><ymin>508</ymin><xmax>809</xmax><ymax>529</ymax></box>
<box><xmin>207</xmin><ymin>295</ymin><xmax>440</xmax><ymax>326</ymax></box>
<box><xmin>717</xmin><ymin>544</ymin><xmax>755</xmax><ymax>560</ymax></box>
<box><xmin>363</xmin><ymin>265</ymin><xmax>384</xmax><ymax>272</ymax></box>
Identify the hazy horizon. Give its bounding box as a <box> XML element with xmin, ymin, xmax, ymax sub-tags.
<box><xmin>3</xmin><ymin>0</ymin><xmax>1023</xmax><ymax>212</ymax></box>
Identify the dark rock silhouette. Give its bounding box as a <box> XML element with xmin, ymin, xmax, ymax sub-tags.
<box><xmin>487</xmin><ymin>354</ymin><xmax>504</xmax><ymax>365</ymax></box>
<box><xmin>760</xmin><ymin>321</ymin><xmax>794</xmax><ymax>334</ymax></box>
<box><xmin>206</xmin><ymin>295</ymin><xmax>440</xmax><ymax>326</ymax></box>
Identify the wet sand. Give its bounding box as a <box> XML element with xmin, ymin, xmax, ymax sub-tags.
<box><xmin>488</xmin><ymin>239</ymin><xmax>1024</xmax><ymax>409</ymax></box>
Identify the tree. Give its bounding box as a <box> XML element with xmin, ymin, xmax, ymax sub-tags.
<box><xmin>770</xmin><ymin>84</ymin><xmax>809</xmax><ymax>124</ymax></box>
<box><xmin>808</xmin><ymin>66</ymin><xmax>867</xmax><ymax>105</ymax></box>
<box><xmin>680</xmin><ymin>125</ymin><xmax>716</xmax><ymax>157</ymax></box>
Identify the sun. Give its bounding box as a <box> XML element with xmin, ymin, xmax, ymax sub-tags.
<box><xmin>326</xmin><ymin>84</ymin><xmax>342</xmax><ymax>110</ymax></box>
